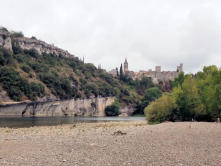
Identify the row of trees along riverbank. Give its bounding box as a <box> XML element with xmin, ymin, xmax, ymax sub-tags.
<box><xmin>145</xmin><ymin>66</ymin><xmax>221</xmax><ymax>124</ymax></box>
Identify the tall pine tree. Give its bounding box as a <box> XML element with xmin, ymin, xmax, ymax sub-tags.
<box><xmin>116</xmin><ymin>67</ymin><xmax>119</xmax><ymax>77</ymax></box>
<box><xmin>120</xmin><ymin>64</ymin><xmax>123</xmax><ymax>80</ymax></box>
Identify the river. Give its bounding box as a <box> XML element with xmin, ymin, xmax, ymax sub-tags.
<box><xmin>0</xmin><ymin>116</ymin><xmax>145</xmax><ymax>128</ymax></box>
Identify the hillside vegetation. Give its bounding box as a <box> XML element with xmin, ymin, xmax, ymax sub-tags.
<box><xmin>0</xmin><ymin>32</ymin><xmax>158</xmax><ymax>109</ymax></box>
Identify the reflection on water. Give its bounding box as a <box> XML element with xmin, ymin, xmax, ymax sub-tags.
<box><xmin>0</xmin><ymin>116</ymin><xmax>145</xmax><ymax>128</ymax></box>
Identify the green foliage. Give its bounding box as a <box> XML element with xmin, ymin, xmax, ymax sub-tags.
<box><xmin>28</xmin><ymin>61</ymin><xmax>49</xmax><ymax>73</ymax></box>
<box><xmin>0</xmin><ymin>48</ymin><xmax>12</xmax><ymax>66</ymax></box>
<box><xmin>105</xmin><ymin>100</ymin><xmax>121</xmax><ymax>116</ymax></box>
<box><xmin>10</xmin><ymin>31</ymin><xmax>24</xmax><ymax>38</ymax></box>
<box><xmin>82</xmin><ymin>83</ymin><xmax>99</xmax><ymax>98</ymax></box>
<box><xmin>97</xmin><ymin>82</ymin><xmax>116</xmax><ymax>97</ymax></box>
<box><xmin>120</xmin><ymin>64</ymin><xmax>123</xmax><ymax>80</ymax></box>
<box><xmin>135</xmin><ymin>77</ymin><xmax>154</xmax><ymax>95</ymax></box>
<box><xmin>0</xmin><ymin>66</ymin><xmax>45</xmax><ymax>101</ymax></box>
<box><xmin>144</xmin><ymin>95</ymin><xmax>176</xmax><ymax>124</ymax></box>
<box><xmin>99</xmin><ymin>72</ymin><xmax>120</xmax><ymax>87</ymax></box>
<box><xmin>24</xmin><ymin>49</ymin><xmax>39</xmax><ymax>58</ymax></box>
<box><xmin>21</xmin><ymin>65</ymin><xmax>31</xmax><ymax>73</ymax></box>
<box><xmin>38</xmin><ymin>72</ymin><xmax>77</xmax><ymax>99</ymax></box>
<box><xmin>172</xmin><ymin>72</ymin><xmax>185</xmax><ymax>88</ymax></box>
<box><xmin>135</xmin><ymin>87</ymin><xmax>162</xmax><ymax>114</ymax></box>
<box><xmin>145</xmin><ymin>65</ymin><xmax>221</xmax><ymax>123</ymax></box>
<box><xmin>21</xmin><ymin>81</ymin><xmax>45</xmax><ymax>101</ymax></box>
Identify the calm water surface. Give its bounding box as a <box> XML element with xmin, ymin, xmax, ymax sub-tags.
<box><xmin>0</xmin><ymin>116</ymin><xmax>145</xmax><ymax>128</ymax></box>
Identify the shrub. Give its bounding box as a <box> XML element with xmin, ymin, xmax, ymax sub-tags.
<box><xmin>11</xmin><ymin>31</ymin><xmax>24</xmax><ymax>38</ymax></box>
<box><xmin>105</xmin><ymin>100</ymin><xmax>121</xmax><ymax>116</ymax></box>
<box><xmin>24</xmin><ymin>49</ymin><xmax>39</xmax><ymax>58</ymax></box>
<box><xmin>83</xmin><ymin>83</ymin><xmax>99</xmax><ymax>97</ymax></box>
<box><xmin>136</xmin><ymin>87</ymin><xmax>162</xmax><ymax>114</ymax></box>
<box><xmin>38</xmin><ymin>72</ymin><xmax>76</xmax><ymax>99</ymax></box>
<box><xmin>98</xmin><ymin>83</ymin><xmax>116</xmax><ymax>97</ymax></box>
<box><xmin>28</xmin><ymin>62</ymin><xmax>49</xmax><ymax>73</ymax></box>
<box><xmin>0</xmin><ymin>48</ymin><xmax>13</xmax><ymax>66</ymax></box>
<box><xmin>21</xmin><ymin>65</ymin><xmax>31</xmax><ymax>73</ymax></box>
<box><xmin>0</xmin><ymin>67</ymin><xmax>45</xmax><ymax>101</ymax></box>
<box><xmin>12</xmin><ymin>40</ymin><xmax>23</xmax><ymax>54</ymax></box>
<box><xmin>144</xmin><ymin>95</ymin><xmax>176</xmax><ymax>124</ymax></box>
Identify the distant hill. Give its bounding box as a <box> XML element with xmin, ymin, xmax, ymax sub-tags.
<box><xmin>0</xmin><ymin>27</ymin><xmax>155</xmax><ymax>108</ymax></box>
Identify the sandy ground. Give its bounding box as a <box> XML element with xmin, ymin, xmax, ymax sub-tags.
<box><xmin>0</xmin><ymin>121</ymin><xmax>220</xmax><ymax>166</ymax></box>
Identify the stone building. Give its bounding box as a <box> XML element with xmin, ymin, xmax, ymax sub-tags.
<box><xmin>109</xmin><ymin>58</ymin><xmax>183</xmax><ymax>83</ymax></box>
<box><xmin>124</xmin><ymin>58</ymin><xmax>128</xmax><ymax>73</ymax></box>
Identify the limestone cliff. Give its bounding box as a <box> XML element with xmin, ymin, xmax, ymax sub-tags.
<box><xmin>0</xmin><ymin>27</ymin><xmax>73</xmax><ymax>58</ymax></box>
<box><xmin>0</xmin><ymin>97</ymin><xmax>115</xmax><ymax>117</ymax></box>
<box><xmin>0</xmin><ymin>28</ymin><xmax>12</xmax><ymax>52</ymax></box>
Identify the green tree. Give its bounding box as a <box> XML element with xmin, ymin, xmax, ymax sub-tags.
<box><xmin>135</xmin><ymin>87</ymin><xmax>162</xmax><ymax>114</ymax></box>
<box><xmin>176</xmin><ymin>77</ymin><xmax>205</xmax><ymax>120</ymax></box>
<box><xmin>119</xmin><ymin>64</ymin><xmax>123</xmax><ymax>80</ymax></box>
<box><xmin>105</xmin><ymin>100</ymin><xmax>121</xmax><ymax>116</ymax></box>
<box><xmin>116</xmin><ymin>67</ymin><xmax>119</xmax><ymax>77</ymax></box>
<box><xmin>172</xmin><ymin>72</ymin><xmax>185</xmax><ymax>88</ymax></box>
<box><xmin>144</xmin><ymin>95</ymin><xmax>176</xmax><ymax>124</ymax></box>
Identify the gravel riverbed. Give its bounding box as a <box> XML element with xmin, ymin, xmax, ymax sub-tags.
<box><xmin>0</xmin><ymin>121</ymin><xmax>220</xmax><ymax>166</ymax></box>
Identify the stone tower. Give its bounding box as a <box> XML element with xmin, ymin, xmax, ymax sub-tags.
<box><xmin>155</xmin><ymin>66</ymin><xmax>161</xmax><ymax>72</ymax></box>
<box><xmin>124</xmin><ymin>58</ymin><xmax>128</xmax><ymax>73</ymax></box>
<box><xmin>177</xmin><ymin>63</ymin><xmax>183</xmax><ymax>72</ymax></box>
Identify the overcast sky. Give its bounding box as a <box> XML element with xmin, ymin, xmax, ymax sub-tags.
<box><xmin>1</xmin><ymin>0</ymin><xmax>221</xmax><ymax>73</ymax></box>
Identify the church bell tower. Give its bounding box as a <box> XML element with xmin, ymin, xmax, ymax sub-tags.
<box><xmin>124</xmin><ymin>58</ymin><xmax>128</xmax><ymax>73</ymax></box>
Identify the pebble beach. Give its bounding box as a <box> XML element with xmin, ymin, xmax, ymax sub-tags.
<box><xmin>0</xmin><ymin>121</ymin><xmax>220</xmax><ymax>166</ymax></box>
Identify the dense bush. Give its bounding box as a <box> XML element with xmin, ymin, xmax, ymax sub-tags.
<box><xmin>28</xmin><ymin>61</ymin><xmax>49</xmax><ymax>73</ymax></box>
<box><xmin>145</xmin><ymin>66</ymin><xmax>221</xmax><ymax>123</ymax></box>
<box><xmin>24</xmin><ymin>49</ymin><xmax>39</xmax><ymax>59</ymax></box>
<box><xmin>135</xmin><ymin>87</ymin><xmax>162</xmax><ymax>115</ymax></box>
<box><xmin>12</xmin><ymin>40</ymin><xmax>23</xmax><ymax>55</ymax></box>
<box><xmin>21</xmin><ymin>65</ymin><xmax>31</xmax><ymax>73</ymax></box>
<box><xmin>0</xmin><ymin>67</ymin><xmax>45</xmax><ymax>101</ymax></box>
<box><xmin>0</xmin><ymin>48</ymin><xmax>13</xmax><ymax>66</ymax></box>
<box><xmin>38</xmin><ymin>72</ymin><xmax>77</xmax><ymax>99</ymax></box>
<box><xmin>144</xmin><ymin>95</ymin><xmax>176</xmax><ymax>124</ymax></box>
<box><xmin>105</xmin><ymin>100</ymin><xmax>121</xmax><ymax>116</ymax></box>
<box><xmin>10</xmin><ymin>31</ymin><xmax>24</xmax><ymax>38</ymax></box>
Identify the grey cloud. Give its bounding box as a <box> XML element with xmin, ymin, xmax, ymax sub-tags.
<box><xmin>0</xmin><ymin>0</ymin><xmax>221</xmax><ymax>73</ymax></box>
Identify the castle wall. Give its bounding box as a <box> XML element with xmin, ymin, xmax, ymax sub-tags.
<box><xmin>0</xmin><ymin>97</ymin><xmax>115</xmax><ymax>117</ymax></box>
<box><xmin>127</xmin><ymin>70</ymin><xmax>180</xmax><ymax>82</ymax></box>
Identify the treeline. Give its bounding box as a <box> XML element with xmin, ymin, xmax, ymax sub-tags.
<box><xmin>145</xmin><ymin>66</ymin><xmax>221</xmax><ymax>123</ymax></box>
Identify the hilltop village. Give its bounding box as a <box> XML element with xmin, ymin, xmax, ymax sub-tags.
<box><xmin>109</xmin><ymin>59</ymin><xmax>183</xmax><ymax>83</ymax></box>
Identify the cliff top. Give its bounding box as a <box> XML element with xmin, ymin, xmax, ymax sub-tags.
<box><xmin>0</xmin><ymin>27</ymin><xmax>73</xmax><ymax>58</ymax></box>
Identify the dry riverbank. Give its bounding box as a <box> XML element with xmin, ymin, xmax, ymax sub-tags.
<box><xmin>0</xmin><ymin>121</ymin><xmax>220</xmax><ymax>166</ymax></box>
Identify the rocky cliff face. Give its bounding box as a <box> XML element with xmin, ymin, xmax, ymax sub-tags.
<box><xmin>14</xmin><ymin>37</ymin><xmax>73</xmax><ymax>58</ymax></box>
<box><xmin>0</xmin><ymin>97</ymin><xmax>115</xmax><ymax>117</ymax></box>
<box><xmin>0</xmin><ymin>28</ymin><xmax>12</xmax><ymax>52</ymax></box>
<box><xmin>0</xmin><ymin>28</ymin><xmax>73</xmax><ymax>58</ymax></box>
